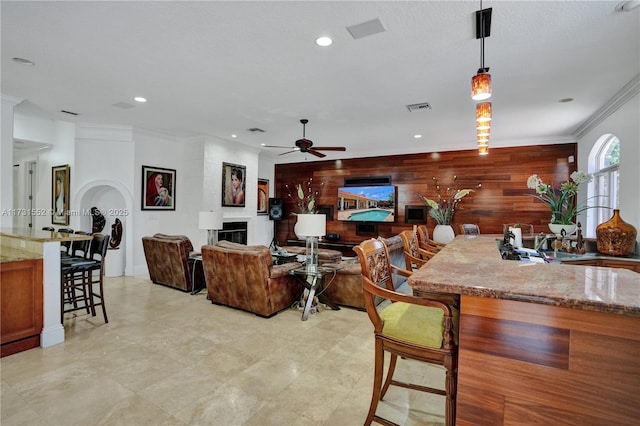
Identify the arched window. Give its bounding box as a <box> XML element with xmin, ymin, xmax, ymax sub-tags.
<box><xmin>587</xmin><ymin>134</ymin><xmax>619</xmax><ymax>233</ymax></box>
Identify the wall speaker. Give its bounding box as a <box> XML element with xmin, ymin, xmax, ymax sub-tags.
<box><xmin>268</xmin><ymin>198</ymin><xmax>284</xmax><ymax>221</ymax></box>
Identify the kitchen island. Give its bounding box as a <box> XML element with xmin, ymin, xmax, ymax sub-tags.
<box><xmin>1</xmin><ymin>228</ymin><xmax>93</xmax><ymax>351</ymax></box>
<box><xmin>409</xmin><ymin>235</ymin><xmax>640</xmax><ymax>425</ymax></box>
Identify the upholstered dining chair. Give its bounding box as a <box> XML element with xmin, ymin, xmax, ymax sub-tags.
<box><xmin>416</xmin><ymin>225</ymin><xmax>446</xmax><ymax>254</ymax></box>
<box><xmin>399</xmin><ymin>230</ymin><xmax>435</xmax><ymax>270</ymax></box>
<box><xmin>354</xmin><ymin>238</ymin><xmax>458</xmax><ymax>426</ymax></box>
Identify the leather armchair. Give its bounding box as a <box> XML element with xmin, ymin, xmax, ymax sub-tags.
<box><xmin>142</xmin><ymin>233</ymin><xmax>203</xmax><ymax>292</ymax></box>
<box><xmin>201</xmin><ymin>240</ymin><xmax>302</xmax><ymax>317</ymax></box>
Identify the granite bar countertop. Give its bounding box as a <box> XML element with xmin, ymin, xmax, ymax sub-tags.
<box><xmin>0</xmin><ymin>246</ymin><xmax>43</xmax><ymax>263</ymax></box>
<box><xmin>409</xmin><ymin>235</ymin><xmax>640</xmax><ymax>317</ymax></box>
<box><xmin>1</xmin><ymin>228</ymin><xmax>92</xmax><ymax>242</ymax></box>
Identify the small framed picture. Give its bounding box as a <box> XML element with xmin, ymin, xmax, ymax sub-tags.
<box><xmin>257</xmin><ymin>178</ymin><xmax>269</xmax><ymax>215</ymax></box>
<box><xmin>52</xmin><ymin>164</ymin><xmax>70</xmax><ymax>225</ymax></box>
<box><xmin>142</xmin><ymin>165</ymin><xmax>176</xmax><ymax>210</ymax></box>
<box><xmin>222</xmin><ymin>162</ymin><xmax>246</xmax><ymax>207</ymax></box>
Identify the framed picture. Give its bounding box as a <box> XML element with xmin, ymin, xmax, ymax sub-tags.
<box><xmin>222</xmin><ymin>162</ymin><xmax>246</xmax><ymax>207</ymax></box>
<box><xmin>141</xmin><ymin>165</ymin><xmax>176</xmax><ymax>210</ymax></box>
<box><xmin>257</xmin><ymin>178</ymin><xmax>269</xmax><ymax>215</ymax></box>
<box><xmin>52</xmin><ymin>164</ymin><xmax>70</xmax><ymax>225</ymax></box>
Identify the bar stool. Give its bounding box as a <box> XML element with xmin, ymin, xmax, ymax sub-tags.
<box><xmin>57</xmin><ymin>227</ymin><xmax>74</xmax><ymax>256</ymax></box>
<box><xmin>60</xmin><ymin>233</ymin><xmax>109</xmax><ymax>323</ymax></box>
<box><xmin>60</xmin><ymin>233</ymin><xmax>93</xmax><ymax>322</ymax></box>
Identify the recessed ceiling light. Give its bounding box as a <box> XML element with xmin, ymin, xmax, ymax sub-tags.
<box><xmin>231</xmin><ymin>134</ymin><xmax>237</xmax><ymax>138</ymax></box>
<box><xmin>559</xmin><ymin>98</ymin><xmax>574</xmax><ymax>103</ymax></box>
<box><xmin>12</xmin><ymin>57</ymin><xmax>35</xmax><ymax>66</ymax></box>
<box><xmin>414</xmin><ymin>134</ymin><xmax>423</xmax><ymax>139</ymax></box>
<box><xmin>134</xmin><ymin>97</ymin><xmax>147</xmax><ymax>103</ymax></box>
<box><xmin>315</xmin><ymin>36</ymin><xmax>333</xmax><ymax>47</ymax></box>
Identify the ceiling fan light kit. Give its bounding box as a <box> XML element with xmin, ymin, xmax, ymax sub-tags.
<box><xmin>472</xmin><ymin>1</ymin><xmax>493</xmax><ymax>155</ymax></box>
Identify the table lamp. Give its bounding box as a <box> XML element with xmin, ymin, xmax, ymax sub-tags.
<box><xmin>199</xmin><ymin>211</ymin><xmax>223</xmax><ymax>245</ymax></box>
<box><xmin>295</xmin><ymin>214</ymin><xmax>326</xmax><ymax>272</ymax></box>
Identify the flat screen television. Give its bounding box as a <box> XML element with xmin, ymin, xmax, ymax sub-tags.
<box><xmin>337</xmin><ymin>185</ymin><xmax>396</xmax><ymax>222</ymax></box>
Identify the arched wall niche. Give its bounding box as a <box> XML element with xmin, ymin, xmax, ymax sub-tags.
<box><xmin>73</xmin><ymin>180</ymin><xmax>133</xmax><ymax>276</ymax></box>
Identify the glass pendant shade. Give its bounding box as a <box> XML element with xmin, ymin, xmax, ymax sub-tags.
<box><xmin>477</xmin><ymin>137</ymin><xmax>489</xmax><ymax>147</ymax></box>
<box><xmin>475</xmin><ymin>102</ymin><xmax>492</xmax><ymax>122</ymax></box>
<box><xmin>477</xmin><ymin>127</ymin><xmax>490</xmax><ymax>138</ymax></box>
<box><xmin>478</xmin><ymin>145</ymin><xmax>489</xmax><ymax>155</ymax></box>
<box><xmin>476</xmin><ymin>120</ymin><xmax>490</xmax><ymax>130</ymax></box>
<box><xmin>471</xmin><ymin>72</ymin><xmax>491</xmax><ymax>100</ymax></box>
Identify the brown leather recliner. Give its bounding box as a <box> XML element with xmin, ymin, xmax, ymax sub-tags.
<box><xmin>142</xmin><ymin>233</ymin><xmax>203</xmax><ymax>292</ymax></box>
<box><xmin>201</xmin><ymin>240</ymin><xmax>302</xmax><ymax>317</ymax></box>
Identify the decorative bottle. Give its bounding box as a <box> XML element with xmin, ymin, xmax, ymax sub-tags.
<box><xmin>596</xmin><ymin>209</ymin><xmax>637</xmax><ymax>256</ymax></box>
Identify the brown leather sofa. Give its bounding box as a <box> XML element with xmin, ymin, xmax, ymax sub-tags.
<box><xmin>279</xmin><ymin>245</ymin><xmax>342</xmax><ymax>264</ymax></box>
<box><xmin>324</xmin><ymin>235</ymin><xmax>406</xmax><ymax>310</ymax></box>
<box><xmin>142</xmin><ymin>233</ymin><xmax>203</xmax><ymax>292</ymax></box>
<box><xmin>201</xmin><ymin>240</ymin><xmax>302</xmax><ymax>317</ymax></box>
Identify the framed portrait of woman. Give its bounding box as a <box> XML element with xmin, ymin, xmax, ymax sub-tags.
<box><xmin>52</xmin><ymin>164</ymin><xmax>70</xmax><ymax>225</ymax></box>
<box><xmin>257</xmin><ymin>178</ymin><xmax>269</xmax><ymax>215</ymax></box>
<box><xmin>141</xmin><ymin>165</ymin><xmax>176</xmax><ymax>211</ymax></box>
<box><xmin>222</xmin><ymin>162</ymin><xmax>246</xmax><ymax>207</ymax></box>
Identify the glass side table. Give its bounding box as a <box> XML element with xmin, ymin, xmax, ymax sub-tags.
<box><xmin>289</xmin><ymin>265</ymin><xmax>341</xmax><ymax>321</ymax></box>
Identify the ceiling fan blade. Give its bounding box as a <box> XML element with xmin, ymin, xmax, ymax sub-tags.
<box><xmin>262</xmin><ymin>145</ymin><xmax>294</xmax><ymax>149</ymax></box>
<box><xmin>312</xmin><ymin>146</ymin><xmax>346</xmax><ymax>151</ymax></box>
<box><xmin>278</xmin><ymin>149</ymin><xmax>299</xmax><ymax>156</ymax></box>
<box><xmin>308</xmin><ymin>149</ymin><xmax>326</xmax><ymax>158</ymax></box>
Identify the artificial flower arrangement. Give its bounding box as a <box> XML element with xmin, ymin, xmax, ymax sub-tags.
<box><xmin>417</xmin><ymin>176</ymin><xmax>481</xmax><ymax>225</ymax></box>
<box><xmin>284</xmin><ymin>178</ymin><xmax>324</xmax><ymax>214</ymax></box>
<box><xmin>526</xmin><ymin>170</ymin><xmax>595</xmax><ymax>225</ymax></box>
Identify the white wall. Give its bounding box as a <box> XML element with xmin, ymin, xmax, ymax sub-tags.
<box><xmin>577</xmin><ymin>92</ymin><xmax>639</xmax><ymax>245</ymax></box>
<box><xmin>1</xmin><ymin>96</ymin><xmax>22</xmax><ymax>227</ymax></box>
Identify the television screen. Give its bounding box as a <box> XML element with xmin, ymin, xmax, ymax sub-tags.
<box><xmin>337</xmin><ymin>185</ymin><xmax>396</xmax><ymax>222</ymax></box>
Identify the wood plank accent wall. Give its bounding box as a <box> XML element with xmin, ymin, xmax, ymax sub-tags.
<box><xmin>274</xmin><ymin>144</ymin><xmax>577</xmax><ymax>244</ymax></box>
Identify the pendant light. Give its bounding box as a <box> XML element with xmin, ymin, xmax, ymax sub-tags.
<box><xmin>471</xmin><ymin>1</ymin><xmax>492</xmax><ymax>100</ymax></box>
<box><xmin>475</xmin><ymin>102</ymin><xmax>492</xmax><ymax>122</ymax></box>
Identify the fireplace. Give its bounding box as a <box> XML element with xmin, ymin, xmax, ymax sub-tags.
<box><xmin>219</xmin><ymin>222</ymin><xmax>247</xmax><ymax>245</ymax></box>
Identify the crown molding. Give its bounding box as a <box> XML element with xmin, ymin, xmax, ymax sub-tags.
<box><xmin>573</xmin><ymin>74</ymin><xmax>640</xmax><ymax>140</ymax></box>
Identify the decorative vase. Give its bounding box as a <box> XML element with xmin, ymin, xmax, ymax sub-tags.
<box><xmin>596</xmin><ymin>209</ymin><xmax>637</xmax><ymax>256</ymax></box>
<box><xmin>433</xmin><ymin>224</ymin><xmax>455</xmax><ymax>244</ymax></box>
<box><xmin>548</xmin><ymin>223</ymin><xmax>577</xmax><ymax>236</ymax></box>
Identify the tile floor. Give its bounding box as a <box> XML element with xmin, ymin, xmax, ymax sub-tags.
<box><xmin>1</xmin><ymin>276</ymin><xmax>446</xmax><ymax>425</ymax></box>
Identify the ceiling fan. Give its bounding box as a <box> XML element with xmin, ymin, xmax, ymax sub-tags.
<box><xmin>263</xmin><ymin>119</ymin><xmax>346</xmax><ymax>158</ymax></box>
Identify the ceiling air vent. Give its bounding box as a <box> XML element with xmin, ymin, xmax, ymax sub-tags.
<box><xmin>405</xmin><ymin>102</ymin><xmax>432</xmax><ymax>112</ymax></box>
<box><xmin>247</xmin><ymin>128</ymin><xmax>266</xmax><ymax>133</ymax></box>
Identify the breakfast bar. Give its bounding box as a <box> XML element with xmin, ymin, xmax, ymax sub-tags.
<box><xmin>1</xmin><ymin>228</ymin><xmax>93</xmax><ymax>352</ymax></box>
<box><xmin>409</xmin><ymin>235</ymin><xmax>640</xmax><ymax>425</ymax></box>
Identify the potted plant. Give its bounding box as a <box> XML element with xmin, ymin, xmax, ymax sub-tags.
<box><xmin>418</xmin><ymin>176</ymin><xmax>480</xmax><ymax>243</ymax></box>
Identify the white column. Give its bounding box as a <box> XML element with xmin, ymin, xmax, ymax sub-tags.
<box><xmin>40</xmin><ymin>241</ymin><xmax>64</xmax><ymax>347</ymax></box>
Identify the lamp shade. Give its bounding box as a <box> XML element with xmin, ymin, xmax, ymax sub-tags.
<box><xmin>471</xmin><ymin>72</ymin><xmax>491</xmax><ymax>100</ymax></box>
<box><xmin>295</xmin><ymin>214</ymin><xmax>326</xmax><ymax>238</ymax></box>
<box><xmin>199</xmin><ymin>211</ymin><xmax>223</xmax><ymax>230</ymax></box>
